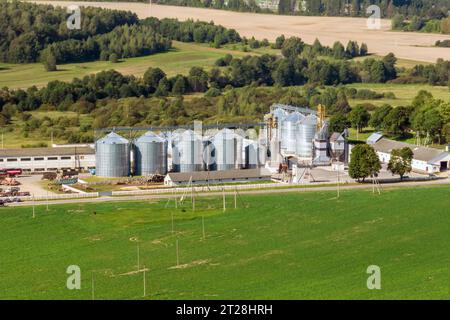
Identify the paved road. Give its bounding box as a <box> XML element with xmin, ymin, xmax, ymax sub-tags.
<box><xmin>9</xmin><ymin>178</ymin><xmax>450</xmax><ymax>207</ymax></box>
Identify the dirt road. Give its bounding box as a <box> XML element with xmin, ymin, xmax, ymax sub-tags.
<box><xmin>32</xmin><ymin>1</ymin><xmax>450</xmax><ymax>63</ymax></box>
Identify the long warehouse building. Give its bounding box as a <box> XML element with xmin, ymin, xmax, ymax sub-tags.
<box><xmin>0</xmin><ymin>147</ymin><xmax>95</xmax><ymax>173</ymax></box>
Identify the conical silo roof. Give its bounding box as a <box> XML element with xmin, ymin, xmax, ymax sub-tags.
<box><xmin>180</xmin><ymin>129</ymin><xmax>202</xmax><ymax>140</ymax></box>
<box><xmin>285</xmin><ymin>111</ymin><xmax>305</xmax><ymax>123</ymax></box>
<box><xmin>97</xmin><ymin>132</ymin><xmax>129</xmax><ymax>144</ymax></box>
<box><xmin>214</xmin><ymin>128</ymin><xmax>237</xmax><ymax>139</ymax></box>
<box><xmin>300</xmin><ymin>114</ymin><xmax>317</xmax><ymax>126</ymax></box>
<box><xmin>136</xmin><ymin>131</ymin><xmax>165</xmax><ymax>143</ymax></box>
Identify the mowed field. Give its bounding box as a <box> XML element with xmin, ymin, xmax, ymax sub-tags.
<box><xmin>1</xmin><ymin>185</ymin><xmax>450</xmax><ymax>299</ymax></box>
<box><xmin>345</xmin><ymin>83</ymin><xmax>450</xmax><ymax>107</ymax></box>
<box><xmin>0</xmin><ymin>41</ymin><xmax>252</xmax><ymax>89</ymax></box>
<box><xmin>32</xmin><ymin>1</ymin><xmax>450</xmax><ymax>63</ymax></box>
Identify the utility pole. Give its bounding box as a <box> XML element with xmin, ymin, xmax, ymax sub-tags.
<box><xmin>192</xmin><ymin>184</ymin><xmax>195</xmax><ymax>211</ymax></box>
<box><xmin>222</xmin><ymin>188</ymin><xmax>226</xmax><ymax>212</ymax></box>
<box><xmin>143</xmin><ymin>266</ymin><xmax>147</xmax><ymax>298</ymax></box>
<box><xmin>32</xmin><ymin>194</ymin><xmax>35</xmax><ymax>219</ymax></box>
<box><xmin>176</xmin><ymin>239</ymin><xmax>179</xmax><ymax>267</ymax></box>
<box><xmin>337</xmin><ymin>161</ymin><xmax>340</xmax><ymax>199</ymax></box>
<box><xmin>202</xmin><ymin>215</ymin><xmax>205</xmax><ymax>240</ymax></box>
<box><xmin>137</xmin><ymin>243</ymin><xmax>140</xmax><ymax>272</ymax></box>
<box><xmin>91</xmin><ymin>273</ymin><xmax>95</xmax><ymax>300</ymax></box>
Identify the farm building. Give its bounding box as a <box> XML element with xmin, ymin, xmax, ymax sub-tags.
<box><xmin>164</xmin><ymin>168</ymin><xmax>272</xmax><ymax>186</ymax></box>
<box><xmin>367</xmin><ymin>135</ymin><xmax>450</xmax><ymax>174</ymax></box>
<box><xmin>0</xmin><ymin>147</ymin><xmax>95</xmax><ymax>173</ymax></box>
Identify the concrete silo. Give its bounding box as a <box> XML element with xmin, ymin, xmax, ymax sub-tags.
<box><xmin>134</xmin><ymin>131</ymin><xmax>167</xmax><ymax>176</ymax></box>
<box><xmin>296</xmin><ymin>115</ymin><xmax>317</xmax><ymax>158</ymax></box>
<box><xmin>95</xmin><ymin>132</ymin><xmax>130</xmax><ymax>177</ymax></box>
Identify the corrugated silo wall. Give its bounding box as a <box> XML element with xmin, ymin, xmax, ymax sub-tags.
<box><xmin>245</xmin><ymin>143</ymin><xmax>259</xmax><ymax>169</ymax></box>
<box><xmin>296</xmin><ymin>122</ymin><xmax>316</xmax><ymax>158</ymax></box>
<box><xmin>134</xmin><ymin>140</ymin><xmax>168</xmax><ymax>176</ymax></box>
<box><xmin>214</xmin><ymin>135</ymin><xmax>237</xmax><ymax>171</ymax></box>
<box><xmin>95</xmin><ymin>142</ymin><xmax>130</xmax><ymax>177</ymax></box>
<box><xmin>179</xmin><ymin>137</ymin><xmax>203</xmax><ymax>173</ymax></box>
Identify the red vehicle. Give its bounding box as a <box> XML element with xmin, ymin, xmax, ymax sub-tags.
<box><xmin>0</xmin><ymin>168</ymin><xmax>22</xmax><ymax>178</ymax></box>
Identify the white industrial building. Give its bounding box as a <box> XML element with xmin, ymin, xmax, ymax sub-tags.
<box><xmin>367</xmin><ymin>134</ymin><xmax>450</xmax><ymax>174</ymax></box>
<box><xmin>164</xmin><ymin>168</ymin><xmax>272</xmax><ymax>186</ymax></box>
<box><xmin>0</xmin><ymin>147</ymin><xmax>95</xmax><ymax>173</ymax></box>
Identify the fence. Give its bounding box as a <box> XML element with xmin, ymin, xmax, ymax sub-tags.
<box><xmin>1</xmin><ymin>192</ymin><xmax>99</xmax><ymax>202</ymax></box>
<box><xmin>111</xmin><ymin>182</ymin><xmax>289</xmax><ymax>196</ymax></box>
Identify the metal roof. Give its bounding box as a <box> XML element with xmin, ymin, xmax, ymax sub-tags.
<box><xmin>0</xmin><ymin>147</ymin><xmax>95</xmax><ymax>158</ymax></box>
<box><xmin>300</xmin><ymin>114</ymin><xmax>317</xmax><ymax>125</ymax></box>
<box><xmin>330</xmin><ymin>132</ymin><xmax>345</xmax><ymax>142</ymax></box>
<box><xmin>166</xmin><ymin>168</ymin><xmax>272</xmax><ymax>183</ymax></box>
<box><xmin>179</xmin><ymin>129</ymin><xmax>202</xmax><ymax>140</ymax></box>
<box><xmin>136</xmin><ymin>131</ymin><xmax>165</xmax><ymax>143</ymax></box>
<box><xmin>213</xmin><ymin>128</ymin><xmax>238</xmax><ymax>139</ymax></box>
<box><xmin>372</xmin><ymin>138</ymin><xmax>448</xmax><ymax>163</ymax></box>
<box><xmin>285</xmin><ymin>111</ymin><xmax>304</xmax><ymax>122</ymax></box>
<box><xmin>429</xmin><ymin>152</ymin><xmax>450</xmax><ymax>165</ymax></box>
<box><xmin>97</xmin><ymin>132</ymin><xmax>129</xmax><ymax>144</ymax></box>
<box><xmin>367</xmin><ymin>132</ymin><xmax>383</xmax><ymax>145</ymax></box>
<box><xmin>270</xmin><ymin>104</ymin><xmax>317</xmax><ymax>115</ymax></box>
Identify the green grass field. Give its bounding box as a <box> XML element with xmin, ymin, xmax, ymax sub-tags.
<box><xmin>0</xmin><ymin>41</ymin><xmax>253</xmax><ymax>89</ymax></box>
<box><xmin>346</xmin><ymin>83</ymin><xmax>450</xmax><ymax>108</ymax></box>
<box><xmin>1</xmin><ymin>185</ymin><xmax>449</xmax><ymax>299</ymax></box>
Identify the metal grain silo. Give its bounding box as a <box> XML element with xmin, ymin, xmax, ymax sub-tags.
<box><xmin>244</xmin><ymin>139</ymin><xmax>260</xmax><ymax>169</ymax></box>
<box><xmin>202</xmin><ymin>137</ymin><xmax>215</xmax><ymax>171</ymax></box>
<box><xmin>296</xmin><ymin>115</ymin><xmax>317</xmax><ymax>158</ymax></box>
<box><xmin>272</xmin><ymin>107</ymin><xmax>287</xmax><ymax>141</ymax></box>
<box><xmin>281</xmin><ymin>111</ymin><xmax>304</xmax><ymax>153</ymax></box>
<box><xmin>95</xmin><ymin>132</ymin><xmax>130</xmax><ymax>177</ymax></box>
<box><xmin>177</xmin><ymin>129</ymin><xmax>203</xmax><ymax>172</ymax></box>
<box><xmin>134</xmin><ymin>131</ymin><xmax>167</xmax><ymax>176</ymax></box>
<box><xmin>213</xmin><ymin>128</ymin><xmax>237</xmax><ymax>171</ymax></box>
<box><xmin>169</xmin><ymin>131</ymin><xmax>181</xmax><ymax>172</ymax></box>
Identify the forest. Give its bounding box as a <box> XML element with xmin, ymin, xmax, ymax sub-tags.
<box><xmin>0</xmin><ymin>1</ymin><xmax>243</xmax><ymax>66</ymax></box>
<box><xmin>0</xmin><ymin>0</ymin><xmax>138</xmax><ymax>63</ymax></box>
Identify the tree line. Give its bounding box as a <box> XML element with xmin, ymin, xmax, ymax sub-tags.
<box><xmin>140</xmin><ymin>17</ymin><xmax>241</xmax><ymax>47</ymax></box>
<box><xmin>392</xmin><ymin>13</ymin><xmax>450</xmax><ymax>34</ymax></box>
<box><xmin>1</xmin><ymin>43</ymin><xmax>449</xmax><ymax>116</ymax></box>
<box><xmin>0</xmin><ymin>1</ymin><xmax>244</xmax><ymax>67</ymax></box>
<box><xmin>40</xmin><ymin>24</ymin><xmax>172</xmax><ymax>67</ymax></box>
<box><xmin>0</xmin><ymin>0</ymin><xmax>138</xmax><ymax>63</ymax></box>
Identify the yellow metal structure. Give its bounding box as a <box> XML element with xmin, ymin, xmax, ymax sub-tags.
<box><xmin>317</xmin><ymin>104</ymin><xmax>326</xmax><ymax>130</ymax></box>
